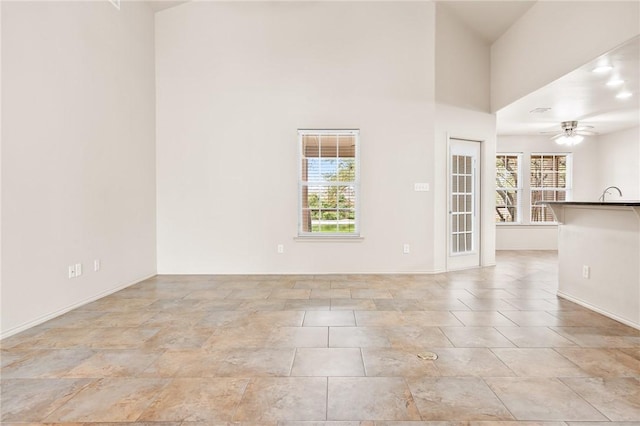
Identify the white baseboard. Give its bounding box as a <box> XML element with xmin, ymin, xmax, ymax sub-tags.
<box><xmin>557</xmin><ymin>291</ymin><xmax>640</xmax><ymax>331</ymax></box>
<box><xmin>0</xmin><ymin>273</ymin><xmax>156</xmax><ymax>340</ymax></box>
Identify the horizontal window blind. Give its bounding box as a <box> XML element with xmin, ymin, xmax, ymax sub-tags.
<box><xmin>299</xmin><ymin>130</ymin><xmax>359</xmax><ymax>236</ymax></box>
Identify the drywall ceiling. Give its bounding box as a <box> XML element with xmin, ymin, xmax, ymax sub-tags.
<box><xmin>497</xmin><ymin>36</ymin><xmax>640</xmax><ymax>136</ymax></box>
<box><xmin>145</xmin><ymin>0</ymin><xmax>188</xmax><ymax>12</ymax></box>
<box><xmin>437</xmin><ymin>0</ymin><xmax>536</xmax><ymax>43</ymax></box>
<box><xmin>146</xmin><ymin>1</ymin><xmax>638</xmax><ymax>137</ymax></box>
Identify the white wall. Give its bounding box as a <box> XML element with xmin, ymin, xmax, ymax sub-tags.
<box><xmin>435</xmin><ymin>3</ymin><xmax>490</xmax><ymax>113</ymax></box>
<box><xmin>156</xmin><ymin>1</ymin><xmax>442</xmax><ymax>274</ymax></box>
<box><xmin>495</xmin><ymin>134</ymin><xmax>599</xmax><ymax>250</ymax></box>
<box><xmin>433</xmin><ymin>104</ymin><xmax>496</xmax><ymax>270</ymax></box>
<box><xmin>595</xmin><ymin>126</ymin><xmax>640</xmax><ymax>201</ymax></box>
<box><xmin>491</xmin><ymin>1</ymin><xmax>640</xmax><ymax>112</ymax></box>
<box><xmin>1</xmin><ymin>1</ymin><xmax>156</xmax><ymax>338</ymax></box>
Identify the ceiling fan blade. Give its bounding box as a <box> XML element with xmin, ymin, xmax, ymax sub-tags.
<box><xmin>550</xmin><ymin>133</ymin><xmax>563</xmax><ymax>140</ymax></box>
<box><xmin>577</xmin><ymin>130</ymin><xmax>597</xmax><ymax>136</ymax></box>
<box><xmin>540</xmin><ymin>130</ymin><xmax>561</xmax><ymax>134</ymax></box>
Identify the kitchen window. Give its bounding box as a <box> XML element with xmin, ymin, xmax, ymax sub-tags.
<box><xmin>495</xmin><ymin>153</ymin><xmax>522</xmax><ymax>223</ymax></box>
<box><xmin>530</xmin><ymin>153</ymin><xmax>572</xmax><ymax>223</ymax></box>
<box><xmin>298</xmin><ymin>129</ymin><xmax>359</xmax><ymax>236</ymax></box>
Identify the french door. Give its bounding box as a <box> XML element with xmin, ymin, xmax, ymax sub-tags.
<box><xmin>448</xmin><ymin>138</ymin><xmax>481</xmax><ymax>270</ymax></box>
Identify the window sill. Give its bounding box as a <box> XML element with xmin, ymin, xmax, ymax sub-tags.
<box><xmin>496</xmin><ymin>223</ymin><xmax>558</xmax><ymax>227</ymax></box>
<box><xmin>294</xmin><ymin>235</ymin><xmax>364</xmax><ymax>242</ymax></box>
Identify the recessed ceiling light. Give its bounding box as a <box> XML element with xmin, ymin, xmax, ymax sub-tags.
<box><xmin>592</xmin><ymin>65</ymin><xmax>613</xmax><ymax>73</ymax></box>
<box><xmin>616</xmin><ymin>91</ymin><xmax>633</xmax><ymax>99</ymax></box>
<box><xmin>606</xmin><ymin>79</ymin><xmax>625</xmax><ymax>86</ymax></box>
<box><xmin>529</xmin><ymin>107</ymin><xmax>552</xmax><ymax>114</ymax></box>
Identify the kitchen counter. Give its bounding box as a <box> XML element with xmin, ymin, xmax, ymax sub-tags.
<box><xmin>539</xmin><ymin>201</ymin><xmax>640</xmax><ymax>329</ymax></box>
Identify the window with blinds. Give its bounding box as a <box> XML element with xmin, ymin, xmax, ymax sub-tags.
<box><xmin>299</xmin><ymin>130</ymin><xmax>359</xmax><ymax>236</ymax></box>
<box><xmin>495</xmin><ymin>154</ymin><xmax>521</xmax><ymax>223</ymax></box>
<box><xmin>530</xmin><ymin>153</ymin><xmax>571</xmax><ymax>223</ymax></box>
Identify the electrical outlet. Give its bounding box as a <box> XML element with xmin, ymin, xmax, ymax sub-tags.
<box><xmin>403</xmin><ymin>244</ymin><xmax>410</xmax><ymax>254</ymax></box>
<box><xmin>94</xmin><ymin>259</ymin><xmax>101</xmax><ymax>272</ymax></box>
<box><xmin>414</xmin><ymin>182</ymin><xmax>430</xmax><ymax>192</ymax></box>
<box><xmin>582</xmin><ymin>265</ymin><xmax>590</xmax><ymax>279</ymax></box>
<box><xmin>68</xmin><ymin>265</ymin><xmax>76</xmax><ymax>279</ymax></box>
<box><xmin>277</xmin><ymin>244</ymin><xmax>284</xmax><ymax>254</ymax></box>
<box><xmin>75</xmin><ymin>263</ymin><xmax>82</xmax><ymax>277</ymax></box>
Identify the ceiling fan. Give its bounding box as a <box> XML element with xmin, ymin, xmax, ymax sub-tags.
<box><xmin>542</xmin><ymin>121</ymin><xmax>596</xmax><ymax>145</ymax></box>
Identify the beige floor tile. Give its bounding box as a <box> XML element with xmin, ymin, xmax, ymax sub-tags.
<box><xmin>361</xmin><ymin>348</ymin><xmax>439</xmax><ymax>377</ymax></box>
<box><xmin>86</xmin><ymin>327</ymin><xmax>162</xmax><ymax>349</ymax></box>
<box><xmin>226</xmin><ymin>288</ymin><xmax>274</xmax><ymax>299</ymax></box>
<box><xmin>269</xmin><ymin>289</ymin><xmax>312</xmax><ymax>299</ymax></box>
<box><xmin>432</xmin><ymin>348</ymin><xmax>515</xmax><ymax>377</ymax></box>
<box><xmin>459</xmin><ymin>299</ymin><xmax>521</xmax><ymax>311</ymax></box>
<box><xmin>267</xmin><ymin>326</ymin><xmax>329</xmax><ymax>348</ymax></box>
<box><xmin>451</xmin><ymin>312</ymin><xmax>516</xmax><ymax>327</ymax></box>
<box><xmin>291</xmin><ymin>348</ymin><xmax>365</xmax><ymax>376</ymax></box>
<box><xmin>234</xmin><ymin>377</ymin><xmax>327</xmax><ymax>421</ymax></box>
<box><xmin>485</xmin><ymin>377</ymin><xmax>607</xmax><ymax>421</ymax></box>
<box><xmin>63</xmin><ymin>349</ymin><xmax>161</xmax><ymax>378</ymax></box>
<box><xmin>407</xmin><ymin>377</ymin><xmax>514</xmax><ymax>421</ymax></box>
<box><xmin>419</xmin><ymin>299</ymin><xmax>472</xmax><ymax>311</ymax></box>
<box><xmin>45</xmin><ymin>378</ymin><xmax>169</xmax><ymax>422</ymax></box>
<box><xmin>138</xmin><ymin>377</ymin><xmax>249</xmax><ymax>421</ymax></box>
<box><xmin>491</xmin><ymin>348</ymin><xmax>586</xmax><ymax>377</ymax></box>
<box><xmin>355</xmin><ymin>312</ymin><xmax>462</xmax><ymax>327</ymax></box>
<box><xmin>549</xmin><ymin>311</ymin><xmax>634</xmax><ymax>328</ymax></box>
<box><xmin>440</xmin><ymin>327</ymin><xmax>515</xmax><ymax>348</ymax></box>
<box><xmin>285</xmin><ymin>299</ymin><xmax>332</xmax><ymax>310</ymax></box>
<box><xmin>4</xmin><ymin>252</ymin><xmax>638</xmax><ymax>424</ymax></box>
<box><xmin>141</xmin><ymin>349</ymin><xmax>212</xmax><ymax>378</ymax></box>
<box><xmin>351</xmin><ymin>289</ymin><xmax>393</xmax><ymax>299</ymax></box>
<box><xmin>373</xmin><ymin>299</ymin><xmax>427</xmax><ymax>311</ymax></box>
<box><xmin>311</xmin><ymin>289</ymin><xmax>352</xmax><ymax>299</ymax></box>
<box><xmin>0</xmin><ymin>348</ymin><xmax>95</xmax><ymax>378</ymax></box>
<box><xmin>0</xmin><ymin>378</ymin><xmax>92</xmax><ymax>422</ymax></box>
<box><xmin>236</xmin><ymin>299</ymin><xmax>288</xmax><ymax>311</ymax></box>
<box><xmin>328</xmin><ymin>377</ymin><xmax>421</xmax><ymax>421</ymax></box>
<box><xmin>304</xmin><ymin>311</ymin><xmax>356</xmax><ymax>327</ymax></box>
<box><xmin>561</xmin><ymin>377</ymin><xmax>640</xmax><ymax>421</ymax></box>
<box><xmin>555</xmin><ymin>347</ymin><xmax>640</xmax><ymax>377</ymax></box>
<box><xmin>551</xmin><ymin>327</ymin><xmax>640</xmax><ymax>348</ymax></box>
<box><xmin>329</xmin><ymin>327</ymin><xmax>392</xmax><ymax>348</ymax></box>
<box><xmin>498</xmin><ymin>311</ymin><xmax>566</xmax><ymax>327</ymax></box>
<box><xmin>144</xmin><ymin>311</ymin><xmax>208</xmax><ymax>328</ymax></box>
<box><xmin>384</xmin><ymin>326</ymin><xmax>453</xmax><ymax>349</ymax></box>
<box><xmin>211</xmin><ymin>348</ymin><xmax>296</xmax><ymax>377</ymax></box>
<box><xmin>184</xmin><ymin>289</ymin><xmax>233</xmax><ymax>299</ymax></box>
<box><xmin>496</xmin><ymin>327</ymin><xmax>578</xmax><ymax>348</ymax></box>
<box><xmin>143</xmin><ymin>327</ymin><xmax>215</xmax><ymax>349</ymax></box>
<box><xmin>331</xmin><ymin>299</ymin><xmax>377</xmax><ymax>311</ymax></box>
<box><xmin>294</xmin><ymin>280</ymin><xmax>332</xmax><ymax>290</ymax></box>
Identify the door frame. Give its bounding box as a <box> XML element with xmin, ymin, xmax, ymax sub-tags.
<box><xmin>446</xmin><ymin>135</ymin><xmax>484</xmax><ymax>271</ymax></box>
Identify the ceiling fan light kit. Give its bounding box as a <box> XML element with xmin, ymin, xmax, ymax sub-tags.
<box><xmin>549</xmin><ymin>120</ymin><xmax>592</xmax><ymax>146</ymax></box>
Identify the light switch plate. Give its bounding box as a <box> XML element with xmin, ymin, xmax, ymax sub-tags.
<box><xmin>414</xmin><ymin>183</ymin><xmax>429</xmax><ymax>192</ymax></box>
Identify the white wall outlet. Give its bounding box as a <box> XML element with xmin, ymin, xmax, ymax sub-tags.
<box><xmin>68</xmin><ymin>265</ymin><xmax>76</xmax><ymax>279</ymax></box>
<box><xmin>94</xmin><ymin>259</ymin><xmax>101</xmax><ymax>272</ymax></box>
<box><xmin>582</xmin><ymin>265</ymin><xmax>590</xmax><ymax>279</ymax></box>
<box><xmin>277</xmin><ymin>244</ymin><xmax>284</xmax><ymax>254</ymax></box>
<box><xmin>75</xmin><ymin>263</ymin><xmax>83</xmax><ymax>277</ymax></box>
<box><xmin>403</xmin><ymin>243</ymin><xmax>410</xmax><ymax>254</ymax></box>
<box><xmin>414</xmin><ymin>182</ymin><xmax>430</xmax><ymax>192</ymax></box>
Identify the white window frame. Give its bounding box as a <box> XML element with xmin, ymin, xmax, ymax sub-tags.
<box><xmin>495</xmin><ymin>153</ymin><xmax>522</xmax><ymax>225</ymax></box>
<box><xmin>298</xmin><ymin>129</ymin><xmax>360</xmax><ymax>238</ymax></box>
<box><xmin>529</xmin><ymin>152</ymin><xmax>572</xmax><ymax>224</ymax></box>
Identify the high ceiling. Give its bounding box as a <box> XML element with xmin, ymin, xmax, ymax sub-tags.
<box><xmin>144</xmin><ymin>1</ymin><xmax>639</xmax><ymax>137</ymax></box>
<box><xmin>437</xmin><ymin>1</ymin><xmax>536</xmax><ymax>43</ymax></box>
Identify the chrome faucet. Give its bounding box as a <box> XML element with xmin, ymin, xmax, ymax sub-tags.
<box><xmin>599</xmin><ymin>186</ymin><xmax>623</xmax><ymax>202</ymax></box>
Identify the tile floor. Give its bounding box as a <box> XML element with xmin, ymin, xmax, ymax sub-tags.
<box><xmin>1</xmin><ymin>250</ymin><xmax>639</xmax><ymax>425</ymax></box>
